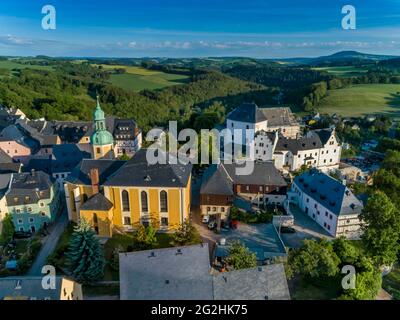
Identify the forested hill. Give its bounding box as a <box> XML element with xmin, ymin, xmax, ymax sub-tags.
<box><xmin>0</xmin><ymin>60</ymin><xmax>269</xmax><ymax>131</ymax></box>
<box><xmin>224</xmin><ymin>64</ymin><xmax>330</xmax><ymax>88</ymax></box>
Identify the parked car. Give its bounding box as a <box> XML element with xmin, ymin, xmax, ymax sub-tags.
<box><xmin>13</xmin><ymin>231</ymin><xmax>32</xmax><ymax>239</ymax></box>
<box><xmin>280</xmin><ymin>226</ymin><xmax>296</xmax><ymax>234</ymax></box>
<box><xmin>202</xmin><ymin>215</ymin><xmax>210</xmax><ymax>224</ymax></box>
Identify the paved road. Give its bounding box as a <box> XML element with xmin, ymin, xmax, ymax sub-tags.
<box><xmin>27</xmin><ymin>209</ymin><xmax>68</xmax><ymax>276</ymax></box>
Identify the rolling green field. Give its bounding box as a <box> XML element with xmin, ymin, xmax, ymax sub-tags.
<box><xmin>317</xmin><ymin>84</ymin><xmax>400</xmax><ymax>117</ymax></box>
<box><xmin>313</xmin><ymin>66</ymin><xmax>369</xmax><ymax>77</ymax></box>
<box><xmin>93</xmin><ymin>64</ymin><xmax>189</xmax><ymax>91</ymax></box>
<box><xmin>0</xmin><ymin>59</ymin><xmax>53</xmax><ymax>77</ymax></box>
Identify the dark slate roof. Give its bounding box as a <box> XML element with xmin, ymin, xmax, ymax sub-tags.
<box><xmin>104</xmin><ymin>149</ymin><xmax>192</xmax><ymax>188</ymax></box>
<box><xmin>26</xmin><ymin>116</ymin><xmax>140</xmax><ymax>144</ymax></box>
<box><xmin>259</xmin><ymin>107</ymin><xmax>298</xmax><ymax>127</ymax></box>
<box><xmin>0</xmin><ymin>124</ymin><xmax>40</xmax><ymax>152</ymax></box>
<box><xmin>113</xmin><ymin>118</ymin><xmax>141</xmax><ymax>141</ymax></box>
<box><xmin>200</xmin><ymin>164</ymin><xmax>234</xmax><ymax>195</ymax></box>
<box><xmin>213</xmin><ymin>264</ymin><xmax>290</xmax><ymax>300</ymax></box>
<box><xmin>0</xmin><ymin>148</ymin><xmax>13</xmax><ymax>163</ymax></box>
<box><xmin>6</xmin><ymin>171</ymin><xmax>52</xmax><ymax>205</ymax></box>
<box><xmin>223</xmin><ymin>161</ymin><xmax>287</xmax><ymax>186</ymax></box>
<box><xmin>227</xmin><ymin>103</ymin><xmax>298</xmax><ymax>127</ymax></box>
<box><xmin>0</xmin><ymin>163</ymin><xmax>22</xmax><ymax>174</ymax></box>
<box><xmin>294</xmin><ymin>169</ymin><xmax>363</xmax><ymax>216</ymax></box>
<box><xmin>80</xmin><ymin>192</ymin><xmax>113</xmax><ymax>211</ymax></box>
<box><xmin>119</xmin><ymin>244</ymin><xmax>213</xmax><ymax>300</ymax></box>
<box><xmin>313</xmin><ymin>128</ymin><xmax>339</xmax><ymax>145</ymax></box>
<box><xmin>201</xmin><ymin>161</ymin><xmax>286</xmax><ymax>195</ymax></box>
<box><xmin>227</xmin><ymin>103</ymin><xmax>267</xmax><ymax>123</ymax></box>
<box><xmin>0</xmin><ymin>173</ymin><xmax>12</xmax><ymax>193</ymax></box>
<box><xmin>24</xmin><ymin>159</ymin><xmax>52</xmax><ymax>175</ymax></box>
<box><xmin>51</xmin><ymin>144</ymin><xmax>91</xmax><ymax>174</ymax></box>
<box><xmin>66</xmin><ymin>159</ymin><xmax>126</xmax><ymax>185</ymax></box>
<box><xmin>16</xmin><ymin>119</ymin><xmax>59</xmax><ymax>147</ymax></box>
<box><xmin>275</xmin><ymin>134</ymin><xmax>323</xmax><ymax>154</ymax></box>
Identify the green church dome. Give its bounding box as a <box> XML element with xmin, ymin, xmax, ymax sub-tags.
<box><xmin>90</xmin><ymin>96</ymin><xmax>113</xmax><ymax>146</ymax></box>
<box><xmin>91</xmin><ymin>130</ymin><xmax>114</xmax><ymax>146</ymax></box>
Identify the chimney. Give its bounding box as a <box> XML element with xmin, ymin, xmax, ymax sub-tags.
<box><xmin>90</xmin><ymin>168</ymin><xmax>99</xmax><ymax>195</ymax></box>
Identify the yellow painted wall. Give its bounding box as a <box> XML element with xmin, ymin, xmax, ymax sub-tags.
<box><xmin>78</xmin><ymin>136</ymin><xmax>90</xmax><ymax>144</ymax></box>
<box><xmin>65</xmin><ymin>172</ymin><xmax>192</xmax><ymax>234</ymax></box>
<box><xmin>129</xmin><ymin>189</ymin><xmax>140</xmax><ymax>225</ymax></box>
<box><xmin>149</xmin><ymin>189</ymin><xmax>160</xmax><ymax>226</ymax></box>
<box><xmin>93</xmin><ymin>144</ymin><xmax>113</xmax><ymax>160</ymax></box>
<box><xmin>168</xmin><ymin>189</ymin><xmax>181</xmax><ymax>228</ymax></box>
<box><xmin>80</xmin><ymin>209</ymin><xmax>113</xmax><ymax>237</ymax></box>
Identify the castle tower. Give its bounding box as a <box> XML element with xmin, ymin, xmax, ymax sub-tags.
<box><xmin>90</xmin><ymin>97</ymin><xmax>114</xmax><ymax>159</ymax></box>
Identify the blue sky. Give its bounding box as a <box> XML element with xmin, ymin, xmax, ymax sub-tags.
<box><xmin>1</xmin><ymin>0</ymin><xmax>400</xmax><ymax>58</ymax></box>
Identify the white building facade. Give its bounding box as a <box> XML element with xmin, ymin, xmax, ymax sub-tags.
<box><xmin>289</xmin><ymin>170</ymin><xmax>363</xmax><ymax>238</ymax></box>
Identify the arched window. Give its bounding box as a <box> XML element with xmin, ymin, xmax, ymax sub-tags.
<box><xmin>122</xmin><ymin>190</ymin><xmax>130</xmax><ymax>211</ymax></box>
<box><xmin>160</xmin><ymin>190</ymin><xmax>168</xmax><ymax>212</ymax></box>
<box><xmin>141</xmin><ymin>191</ymin><xmax>148</xmax><ymax>212</ymax></box>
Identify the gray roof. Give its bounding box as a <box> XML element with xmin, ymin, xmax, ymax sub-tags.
<box><xmin>0</xmin><ymin>162</ymin><xmax>22</xmax><ymax>174</ymax></box>
<box><xmin>213</xmin><ymin>264</ymin><xmax>290</xmax><ymax>300</ymax></box>
<box><xmin>200</xmin><ymin>164</ymin><xmax>233</xmax><ymax>195</ymax></box>
<box><xmin>80</xmin><ymin>192</ymin><xmax>113</xmax><ymax>211</ymax></box>
<box><xmin>6</xmin><ymin>171</ymin><xmax>53</xmax><ymax>205</ymax></box>
<box><xmin>275</xmin><ymin>134</ymin><xmax>323</xmax><ymax>154</ymax></box>
<box><xmin>105</xmin><ymin>149</ymin><xmax>192</xmax><ymax>188</ymax></box>
<box><xmin>227</xmin><ymin>102</ymin><xmax>267</xmax><ymax>123</ymax></box>
<box><xmin>119</xmin><ymin>244</ymin><xmax>213</xmax><ymax>300</ymax></box>
<box><xmin>0</xmin><ymin>173</ymin><xmax>12</xmax><ymax>195</ymax></box>
<box><xmin>294</xmin><ymin>169</ymin><xmax>363</xmax><ymax>216</ymax></box>
<box><xmin>0</xmin><ymin>148</ymin><xmax>13</xmax><ymax>163</ymax></box>
<box><xmin>259</xmin><ymin>107</ymin><xmax>298</xmax><ymax>127</ymax></box>
<box><xmin>16</xmin><ymin>119</ymin><xmax>59</xmax><ymax>146</ymax></box>
<box><xmin>227</xmin><ymin>103</ymin><xmax>298</xmax><ymax>127</ymax></box>
<box><xmin>66</xmin><ymin>159</ymin><xmax>126</xmax><ymax>185</ymax></box>
<box><xmin>51</xmin><ymin>144</ymin><xmax>91</xmax><ymax>174</ymax></box>
<box><xmin>0</xmin><ymin>124</ymin><xmax>40</xmax><ymax>151</ymax></box>
<box><xmin>223</xmin><ymin>161</ymin><xmax>287</xmax><ymax>186</ymax></box>
<box><xmin>201</xmin><ymin>161</ymin><xmax>286</xmax><ymax>195</ymax></box>
<box><xmin>113</xmin><ymin>118</ymin><xmax>141</xmax><ymax>141</ymax></box>
<box><xmin>0</xmin><ymin>277</ymin><xmax>72</xmax><ymax>300</ymax></box>
<box><xmin>314</xmin><ymin>128</ymin><xmax>339</xmax><ymax>145</ymax></box>
<box><xmin>26</xmin><ymin>116</ymin><xmax>140</xmax><ymax>144</ymax></box>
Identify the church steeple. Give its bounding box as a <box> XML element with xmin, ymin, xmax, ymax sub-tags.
<box><xmin>90</xmin><ymin>96</ymin><xmax>114</xmax><ymax>159</ymax></box>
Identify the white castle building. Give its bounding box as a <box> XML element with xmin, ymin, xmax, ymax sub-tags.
<box><xmin>224</xmin><ymin>102</ymin><xmax>341</xmax><ymax>173</ymax></box>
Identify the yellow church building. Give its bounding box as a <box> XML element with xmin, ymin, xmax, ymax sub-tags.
<box><xmin>63</xmin><ymin>101</ymin><xmax>192</xmax><ymax>237</ymax></box>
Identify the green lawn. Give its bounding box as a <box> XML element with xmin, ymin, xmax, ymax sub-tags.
<box><xmin>313</xmin><ymin>66</ymin><xmax>370</xmax><ymax>78</ymax></box>
<box><xmin>290</xmin><ymin>275</ymin><xmax>343</xmax><ymax>300</ymax></box>
<box><xmin>317</xmin><ymin>84</ymin><xmax>400</xmax><ymax>117</ymax></box>
<box><xmin>91</xmin><ymin>64</ymin><xmax>189</xmax><ymax>91</ymax></box>
<box><xmin>0</xmin><ymin>60</ymin><xmax>53</xmax><ymax>76</ymax></box>
<box><xmin>109</xmin><ymin>72</ymin><xmax>189</xmax><ymax>91</ymax></box>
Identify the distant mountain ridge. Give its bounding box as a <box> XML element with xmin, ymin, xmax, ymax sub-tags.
<box><xmin>270</xmin><ymin>51</ymin><xmax>398</xmax><ymax>66</ymax></box>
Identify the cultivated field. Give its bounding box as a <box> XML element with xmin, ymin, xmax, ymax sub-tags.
<box><xmin>312</xmin><ymin>66</ymin><xmax>369</xmax><ymax>77</ymax></box>
<box><xmin>93</xmin><ymin>64</ymin><xmax>189</xmax><ymax>91</ymax></box>
<box><xmin>317</xmin><ymin>84</ymin><xmax>400</xmax><ymax>117</ymax></box>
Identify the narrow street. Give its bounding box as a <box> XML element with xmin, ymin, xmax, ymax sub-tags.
<box><xmin>27</xmin><ymin>206</ymin><xmax>68</xmax><ymax>276</ymax></box>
